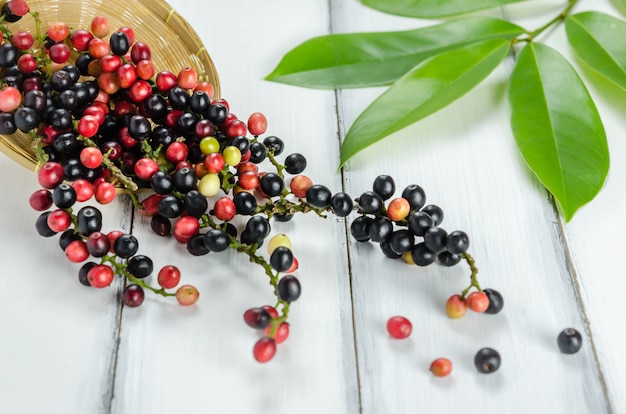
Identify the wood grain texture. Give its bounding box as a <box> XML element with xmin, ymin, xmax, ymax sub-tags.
<box><xmin>109</xmin><ymin>1</ymin><xmax>359</xmax><ymax>413</ymax></box>
<box><xmin>332</xmin><ymin>0</ymin><xmax>611</xmax><ymax>412</ymax></box>
<box><xmin>0</xmin><ymin>155</ymin><xmax>128</xmax><ymax>414</ymax></box>
<box><xmin>0</xmin><ymin>1</ymin><xmax>624</xmax><ymax>413</ymax></box>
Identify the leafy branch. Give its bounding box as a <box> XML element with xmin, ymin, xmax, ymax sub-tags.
<box><xmin>266</xmin><ymin>0</ymin><xmax>626</xmax><ymax>221</ymax></box>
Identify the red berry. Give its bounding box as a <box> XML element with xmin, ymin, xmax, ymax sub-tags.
<box><xmin>91</xmin><ymin>16</ymin><xmax>110</xmax><ymax>38</ymax></box>
<box><xmin>88</xmin><ymin>38</ymin><xmax>110</xmax><ymax>58</ymax></box>
<box><xmin>445</xmin><ymin>294</ymin><xmax>468</xmax><ymax>319</ymax></box>
<box><xmin>47</xmin><ymin>209</ymin><xmax>71</xmax><ymax>232</ymax></box>
<box><xmin>173</xmin><ymin>216</ymin><xmax>199</xmax><ymax>243</ymax></box>
<box><xmin>100</xmin><ymin>54</ymin><xmax>123</xmax><ymax>73</ymax></box>
<box><xmin>98</xmin><ymin>72</ymin><xmax>120</xmax><ymax>95</ymax></box>
<box><xmin>157</xmin><ymin>265</ymin><xmax>181</xmax><ymax>289</ymax></box>
<box><xmin>467</xmin><ymin>291</ymin><xmax>490</xmax><ymax>313</ymax></box>
<box><xmin>264</xmin><ymin>322</ymin><xmax>290</xmax><ymax>344</ymax></box>
<box><xmin>70</xmin><ymin>30</ymin><xmax>93</xmax><ymax>51</ymax></box>
<box><xmin>243</xmin><ymin>307</ymin><xmax>271</xmax><ymax>329</ymax></box>
<box><xmin>175</xmin><ymin>285</ymin><xmax>199</xmax><ymax>306</ymax></box>
<box><xmin>129</xmin><ymin>80</ymin><xmax>152</xmax><ymax>102</ymax></box>
<box><xmin>430</xmin><ymin>358</ymin><xmax>453</xmax><ymax>377</ymax></box>
<box><xmin>106</xmin><ymin>231</ymin><xmax>123</xmax><ymax>253</ymax></box>
<box><xmin>136</xmin><ymin>59</ymin><xmax>155</xmax><ymax>80</ymax></box>
<box><xmin>289</xmin><ymin>175</ymin><xmax>313</xmax><ymax>198</ymax></box>
<box><xmin>65</xmin><ymin>240</ymin><xmax>89</xmax><ymax>263</ymax></box>
<box><xmin>48</xmin><ymin>43</ymin><xmax>70</xmax><ymax>64</ymax></box>
<box><xmin>123</xmin><ymin>284</ymin><xmax>145</xmax><ymax>307</ymax></box>
<box><xmin>224</xmin><ymin>119</ymin><xmax>247</xmax><ymax>138</ymax></box>
<box><xmin>386</xmin><ymin>316</ymin><xmax>412</xmax><ymax>339</ymax></box>
<box><xmin>261</xmin><ymin>305</ymin><xmax>279</xmax><ymax>319</ymax></box>
<box><xmin>0</xmin><ymin>86</ymin><xmax>22</xmax><ymax>112</ymax></box>
<box><xmin>87</xmin><ymin>264</ymin><xmax>115</xmax><ymax>288</ymax></box>
<box><xmin>117</xmin><ymin>26</ymin><xmax>135</xmax><ymax>44</ymax></box>
<box><xmin>387</xmin><ymin>198</ymin><xmax>410</xmax><ymax>222</ymax></box>
<box><xmin>253</xmin><ymin>337</ymin><xmax>277</xmax><ymax>363</ymax></box>
<box><xmin>95</xmin><ymin>182</ymin><xmax>116</xmax><ymax>204</ymax></box>
<box><xmin>29</xmin><ymin>189</ymin><xmax>53</xmax><ymax>211</ymax></box>
<box><xmin>165</xmin><ymin>141</ymin><xmax>188</xmax><ymax>163</ymax></box>
<box><xmin>284</xmin><ymin>256</ymin><xmax>299</xmax><ymax>274</ymax></box>
<box><xmin>38</xmin><ymin>162</ymin><xmax>65</xmax><ymax>189</ymax></box>
<box><xmin>116</xmin><ymin>63</ymin><xmax>137</xmax><ymax>89</ymax></box>
<box><xmin>47</xmin><ymin>22</ymin><xmax>69</xmax><ymax>41</ymax></box>
<box><xmin>194</xmin><ymin>81</ymin><xmax>214</xmax><ymax>99</ymax></box>
<box><xmin>247</xmin><ymin>112</ymin><xmax>267</xmax><ymax>136</ymax></box>
<box><xmin>177</xmin><ymin>67</ymin><xmax>197</xmax><ymax>90</ymax></box>
<box><xmin>17</xmin><ymin>54</ymin><xmax>37</xmax><ymax>73</ymax></box>
<box><xmin>134</xmin><ymin>158</ymin><xmax>159</xmax><ymax>181</ymax></box>
<box><xmin>214</xmin><ymin>197</ymin><xmax>236</xmax><ymax>221</ymax></box>
<box><xmin>130</xmin><ymin>42</ymin><xmax>151</xmax><ymax>63</ymax></box>
<box><xmin>7</xmin><ymin>0</ymin><xmax>28</xmax><ymax>16</ymax></box>
<box><xmin>140</xmin><ymin>193</ymin><xmax>164</xmax><ymax>216</ymax></box>
<box><xmin>204</xmin><ymin>152</ymin><xmax>225</xmax><ymax>174</ymax></box>
<box><xmin>237</xmin><ymin>171</ymin><xmax>259</xmax><ymax>190</ymax></box>
<box><xmin>155</xmin><ymin>70</ymin><xmax>178</xmax><ymax>92</ymax></box>
<box><xmin>12</xmin><ymin>31</ymin><xmax>34</xmax><ymax>50</ymax></box>
<box><xmin>72</xmin><ymin>179</ymin><xmax>95</xmax><ymax>202</ymax></box>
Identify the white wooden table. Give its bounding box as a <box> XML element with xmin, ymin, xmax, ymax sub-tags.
<box><xmin>1</xmin><ymin>1</ymin><xmax>624</xmax><ymax>413</ymax></box>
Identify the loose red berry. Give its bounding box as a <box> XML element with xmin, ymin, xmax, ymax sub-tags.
<box><xmin>253</xmin><ymin>337</ymin><xmax>277</xmax><ymax>363</ymax></box>
<box><xmin>49</xmin><ymin>43</ymin><xmax>71</xmax><ymax>64</ymax></box>
<box><xmin>445</xmin><ymin>294</ymin><xmax>468</xmax><ymax>319</ymax></box>
<box><xmin>79</xmin><ymin>147</ymin><xmax>103</xmax><ymax>169</ymax></box>
<box><xmin>430</xmin><ymin>358</ymin><xmax>453</xmax><ymax>377</ymax></box>
<box><xmin>157</xmin><ymin>265</ymin><xmax>181</xmax><ymax>289</ymax></box>
<box><xmin>467</xmin><ymin>291</ymin><xmax>490</xmax><ymax>313</ymax></box>
<box><xmin>386</xmin><ymin>316</ymin><xmax>412</xmax><ymax>339</ymax></box>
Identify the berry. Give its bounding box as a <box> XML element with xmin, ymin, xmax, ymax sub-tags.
<box><xmin>423</xmin><ymin>227</ymin><xmax>448</xmax><ymax>254</ymax></box>
<box><xmin>466</xmin><ymin>291</ymin><xmax>490</xmax><ymax>313</ymax></box>
<box><xmin>267</xmin><ymin>234</ymin><xmax>292</xmax><ymax>255</ymax></box>
<box><xmin>445</xmin><ymin>294</ymin><xmax>467</xmax><ymax>319</ymax></box>
<box><xmin>430</xmin><ymin>358</ymin><xmax>452</xmax><ymax>377</ymax></box>
<box><xmin>264</xmin><ymin>322</ymin><xmax>290</xmax><ymax>344</ymax></box>
<box><xmin>86</xmin><ymin>232</ymin><xmax>110</xmax><ymax>257</ymax></box>
<box><xmin>474</xmin><ymin>348</ymin><xmax>501</xmax><ymax>374</ymax></box>
<box><xmin>158</xmin><ymin>265</ymin><xmax>182</xmax><ymax>289</ymax></box>
<box><xmin>387</xmin><ymin>197</ymin><xmax>410</xmax><ymax>222</ymax></box>
<box><xmin>369</xmin><ymin>216</ymin><xmax>393</xmax><ymax>243</ymax></box>
<box><xmin>270</xmin><ymin>246</ymin><xmax>294</xmax><ymax>273</ymax></box>
<box><xmin>446</xmin><ymin>230</ymin><xmax>469</xmax><ymax>255</ymax></box>
<box><xmin>127</xmin><ymin>255</ymin><xmax>154</xmax><ymax>278</ymax></box>
<box><xmin>175</xmin><ymin>285</ymin><xmax>199</xmax><ymax>306</ymax></box>
<box><xmin>91</xmin><ymin>16</ymin><xmax>110</xmax><ymax>38</ymax></box>
<box><xmin>422</xmin><ymin>204</ymin><xmax>444</xmax><ymax>226</ymax></box>
<box><xmin>284</xmin><ymin>153</ymin><xmax>307</xmax><ymax>174</ymax></box>
<box><xmin>30</xmin><ymin>189</ymin><xmax>53</xmax><ymax>211</ymax></box>
<box><xmin>47</xmin><ymin>209</ymin><xmax>72</xmax><ymax>232</ymax></box>
<box><xmin>247</xmin><ymin>112</ymin><xmax>268</xmax><ymax>136</ymax></box>
<box><xmin>373</xmin><ymin>175</ymin><xmax>395</xmax><ymax>200</ymax></box>
<box><xmin>174</xmin><ymin>216</ymin><xmax>200</xmax><ymax>243</ymax></box>
<box><xmin>305</xmin><ymin>184</ymin><xmax>332</xmax><ymax>209</ymax></box>
<box><xmin>484</xmin><ymin>288</ymin><xmax>504</xmax><ymax>314</ymax></box>
<box><xmin>557</xmin><ymin>328</ymin><xmax>583</xmax><ymax>354</ymax></box>
<box><xmin>95</xmin><ymin>182</ymin><xmax>116</xmax><ymax>204</ymax></box>
<box><xmin>214</xmin><ymin>197</ymin><xmax>236</xmax><ymax>221</ymax></box>
<box><xmin>113</xmin><ymin>234</ymin><xmax>139</xmax><ymax>258</ymax></box>
<box><xmin>330</xmin><ymin>192</ymin><xmax>353</xmax><ymax>217</ymax></box>
<box><xmin>259</xmin><ymin>173</ymin><xmax>284</xmax><ymax>197</ymax></box>
<box><xmin>88</xmin><ymin>264</ymin><xmax>115</xmax><ymax>288</ymax></box>
<box><xmin>253</xmin><ymin>337</ymin><xmax>276</xmax><ymax>363</ymax></box>
<box><xmin>290</xmin><ymin>175</ymin><xmax>313</xmax><ymax>198</ymax></box>
<box><xmin>389</xmin><ymin>230</ymin><xmax>414</xmax><ymax>255</ymax></box>
<box><xmin>386</xmin><ymin>316</ymin><xmax>412</xmax><ymax>339</ymax></box>
<box><xmin>277</xmin><ymin>275</ymin><xmax>301</xmax><ymax>302</ymax></box>
<box><xmin>437</xmin><ymin>251</ymin><xmax>461</xmax><ymax>266</ymax></box>
<box><xmin>358</xmin><ymin>191</ymin><xmax>383</xmax><ymax>214</ymax></box>
<box><xmin>263</xmin><ymin>136</ymin><xmax>284</xmax><ymax>155</ymax></box>
<box><xmin>350</xmin><ymin>216</ymin><xmax>372</xmax><ymax>242</ymax></box>
<box><xmin>78</xmin><ymin>262</ymin><xmax>96</xmax><ymax>286</ymax></box>
<box><xmin>79</xmin><ymin>147</ymin><xmax>103</xmax><ymax>169</ymax></box>
<box><xmin>77</xmin><ymin>206</ymin><xmax>103</xmax><ymax>236</ymax></box>
<box><xmin>123</xmin><ymin>284</ymin><xmax>145</xmax><ymax>307</ymax></box>
<box><xmin>0</xmin><ymin>86</ymin><xmax>21</xmax><ymax>112</ymax></box>
<box><xmin>410</xmin><ymin>243</ymin><xmax>436</xmax><ymax>266</ymax></box>
<box><xmin>65</xmin><ymin>240</ymin><xmax>89</xmax><ymax>263</ymax></box>
<box><xmin>243</xmin><ymin>307</ymin><xmax>271</xmax><ymax>329</ymax></box>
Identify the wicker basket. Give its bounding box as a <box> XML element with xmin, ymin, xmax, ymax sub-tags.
<box><xmin>0</xmin><ymin>0</ymin><xmax>220</xmax><ymax>170</ymax></box>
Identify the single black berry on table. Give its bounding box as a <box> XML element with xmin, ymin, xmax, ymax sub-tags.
<box><xmin>284</xmin><ymin>153</ymin><xmax>307</xmax><ymax>174</ymax></box>
<box><xmin>483</xmin><ymin>288</ymin><xmax>504</xmax><ymax>314</ymax></box>
<box><xmin>557</xmin><ymin>328</ymin><xmax>583</xmax><ymax>354</ymax></box>
<box><xmin>474</xmin><ymin>347</ymin><xmax>501</xmax><ymax>373</ymax></box>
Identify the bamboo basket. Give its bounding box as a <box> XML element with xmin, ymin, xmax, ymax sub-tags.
<box><xmin>0</xmin><ymin>0</ymin><xmax>220</xmax><ymax>170</ymax></box>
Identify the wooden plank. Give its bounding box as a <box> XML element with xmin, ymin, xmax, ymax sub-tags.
<box><xmin>109</xmin><ymin>1</ymin><xmax>360</xmax><ymax>413</ymax></box>
<box><xmin>330</xmin><ymin>0</ymin><xmax>611</xmax><ymax>412</ymax></box>
<box><xmin>509</xmin><ymin>1</ymin><xmax>626</xmax><ymax>413</ymax></box>
<box><xmin>0</xmin><ymin>155</ymin><xmax>127</xmax><ymax>413</ymax></box>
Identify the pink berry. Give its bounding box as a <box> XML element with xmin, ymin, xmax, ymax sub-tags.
<box><xmin>386</xmin><ymin>316</ymin><xmax>412</xmax><ymax>339</ymax></box>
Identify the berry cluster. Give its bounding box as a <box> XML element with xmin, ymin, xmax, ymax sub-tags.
<box><xmin>1</xmin><ymin>1</ymin><xmax>502</xmax><ymax>363</ymax></box>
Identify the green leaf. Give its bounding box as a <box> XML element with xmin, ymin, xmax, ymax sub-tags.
<box><xmin>339</xmin><ymin>38</ymin><xmax>510</xmax><ymax>166</ymax></box>
<box><xmin>361</xmin><ymin>0</ymin><xmax>526</xmax><ymax>18</ymax></box>
<box><xmin>565</xmin><ymin>11</ymin><xmax>626</xmax><ymax>91</ymax></box>
<box><xmin>508</xmin><ymin>42</ymin><xmax>609</xmax><ymax>221</ymax></box>
<box><xmin>265</xmin><ymin>17</ymin><xmax>524</xmax><ymax>89</ymax></box>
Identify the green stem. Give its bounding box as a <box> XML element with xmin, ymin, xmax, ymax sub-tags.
<box><xmin>266</xmin><ymin>149</ymin><xmax>285</xmax><ymax>178</ymax></box>
<box><xmin>460</xmin><ymin>252</ymin><xmax>481</xmax><ymax>299</ymax></box>
<box><xmin>522</xmin><ymin>0</ymin><xmax>580</xmax><ymax>41</ymax></box>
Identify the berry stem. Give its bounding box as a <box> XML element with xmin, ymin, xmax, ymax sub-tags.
<box><xmin>101</xmin><ymin>254</ymin><xmax>176</xmax><ymax>297</ymax></box>
<box><xmin>460</xmin><ymin>252</ymin><xmax>481</xmax><ymax>299</ymax></box>
<box><xmin>266</xmin><ymin>149</ymin><xmax>285</xmax><ymax>178</ymax></box>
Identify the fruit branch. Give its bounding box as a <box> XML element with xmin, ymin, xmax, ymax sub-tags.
<box><xmin>460</xmin><ymin>252</ymin><xmax>481</xmax><ymax>299</ymax></box>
